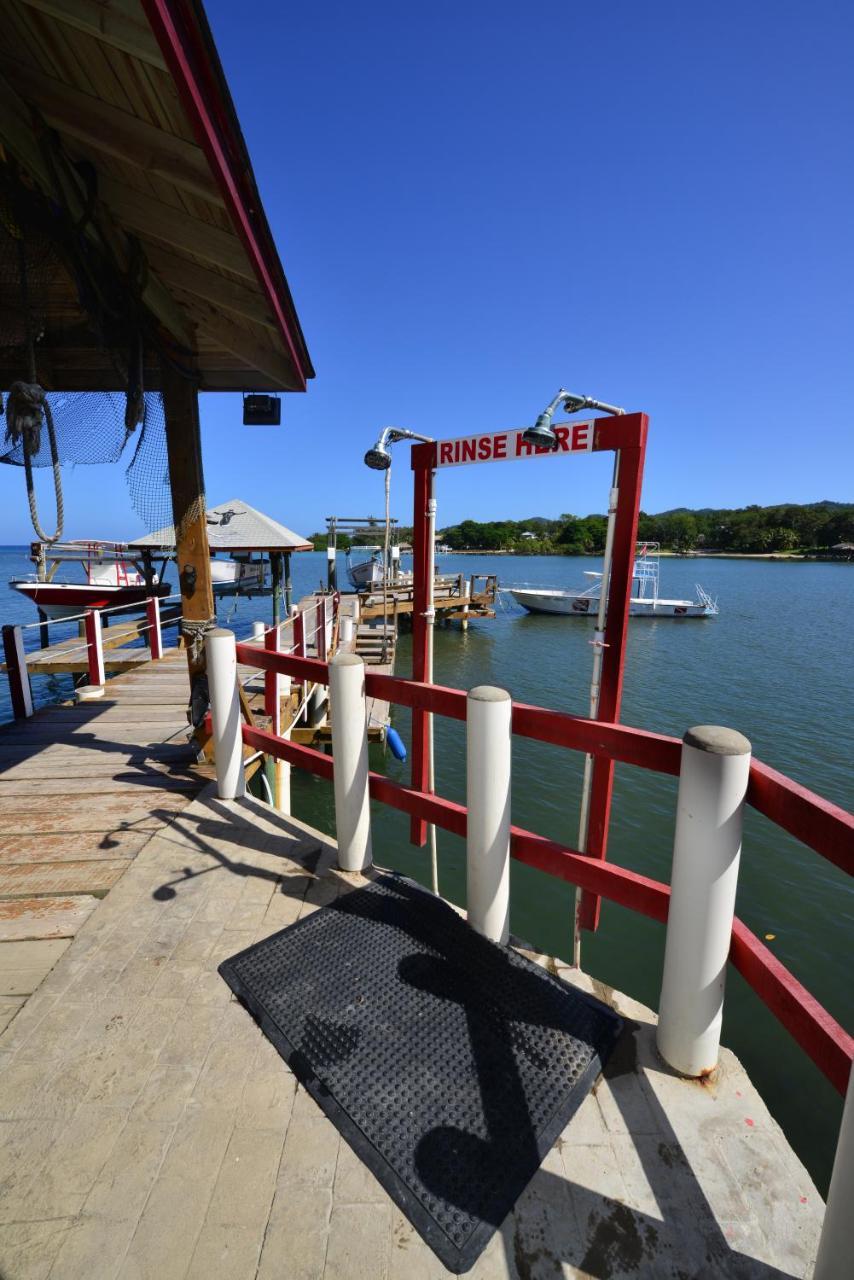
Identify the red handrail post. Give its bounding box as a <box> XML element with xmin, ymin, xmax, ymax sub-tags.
<box><xmin>294</xmin><ymin>609</ymin><xmax>306</xmax><ymax>724</ymax></box>
<box><xmin>410</xmin><ymin>460</ymin><xmax>432</xmax><ymax>845</ymax></box>
<box><xmin>146</xmin><ymin>596</ymin><xmax>163</xmax><ymax>660</ymax></box>
<box><xmin>265</xmin><ymin>621</ymin><xmax>280</xmax><ymax>735</ymax></box>
<box><xmin>2</xmin><ymin>624</ymin><xmax>33</xmax><ymax>719</ymax></box>
<box><xmin>317</xmin><ymin>599</ymin><xmax>327</xmax><ymax>662</ymax></box>
<box><xmin>84</xmin><ymin>608</ymin><xmax>106</xmax><ymax>689</ymax></box>
<box><xmin>580</xmin><ymin>422</ymin><xmax>648</xmax><ymax>931</ymax></box>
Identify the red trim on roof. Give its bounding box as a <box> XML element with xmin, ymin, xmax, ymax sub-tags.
<box><xmin>141</xmin><ymin>0</ymin><xmax>312</xmax><ymax>389</ymax></box>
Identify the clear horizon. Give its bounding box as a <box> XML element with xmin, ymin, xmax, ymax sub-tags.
<box><xmin>1</xmin><ymin>1</ymin><xmax>851</xmax><ymax>543</ymax></box>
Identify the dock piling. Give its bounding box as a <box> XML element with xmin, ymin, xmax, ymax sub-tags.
<box><xmin>657</xmin><ymin>725</ymin><xmax>751</xmax><ymax>1077</ymax></box>
<box><xmin>2</xmin><ymin>624</ymin><xmax>33</xmax><ymax>719</ymax></box>
<box><xmin>206</xmin><ymin>628</ymin><xmax>246</xmax><ymax>800</ymax></box>
<box><xmin>329</xmin><ymin>653</ymin><xmax>373</xmax><ymax>872</ymax></box>
<box><xmin>466</xmin><ymin>685</ymin><xmax>512</xmax><ymax>943</ymax></box>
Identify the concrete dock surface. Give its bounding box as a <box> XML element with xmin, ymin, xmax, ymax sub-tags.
<box><xmin>0</xmin><ymin>788</ymin><xmax>824</xmax><ymax>1279</ymax></box>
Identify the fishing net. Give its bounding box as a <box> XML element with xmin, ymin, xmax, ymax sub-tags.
<box><xmin>0</xmin><ymin>182</ymin><xmax>176</xmax><ymax>535</ymax></box>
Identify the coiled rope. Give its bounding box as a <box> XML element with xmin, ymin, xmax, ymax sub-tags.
<box><xmin>3</xmin><ymin>241</ymin><xmax>64</xmax><ymax>543</ymax></box>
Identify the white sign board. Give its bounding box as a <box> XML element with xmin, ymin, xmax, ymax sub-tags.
<box><xmin>434</xmin><ymin>420</ymin><xmax>596</xmax><ymax>468</ymax></box>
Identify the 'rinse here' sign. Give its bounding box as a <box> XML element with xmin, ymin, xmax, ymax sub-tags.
<box><xmin>433</xmin><ymin>420</ymin><xmax>596</xmax><ymax>468</ymax></box>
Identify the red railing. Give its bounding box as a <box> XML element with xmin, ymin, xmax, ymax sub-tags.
<box><xmin>235</xmin><ymin>642</ymin><xmax>854</xmax><ymax>1095</ymax></box>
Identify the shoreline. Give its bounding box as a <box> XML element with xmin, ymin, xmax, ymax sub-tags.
<box><xmin>441</xmin><ymin>549</ymin><xmax>850</xmax><ymax>562</ymax></box>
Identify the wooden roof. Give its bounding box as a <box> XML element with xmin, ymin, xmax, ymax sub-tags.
<box><xmin>0</xmin><ymin>0</ymin><xmax>314</xmax><ymax>393</ymax></box>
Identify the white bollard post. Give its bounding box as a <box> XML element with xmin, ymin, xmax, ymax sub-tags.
<box><xmin>252</xmin><ymin>620</ymin><xmax>265</xmax><ymax>642</ymax></box>
<box><xmin>466</xmin><ymin>685</ymin><xmax>512</xmax><ymax>943</ymax></box>
<box><xmin>205</xmin><ymin>628</ymin><xmax>245</xmax><ymax>800</ymax></box>
<box><xmin>339</xmin><ymin>614</ymin><xmax>355</xmax><ymax>644</ymax></box>
<box><xmin>328</xmin><ymin>653</ymin><xmax>372</xmax><ymax>872</ymax></box>
<box><xmin>657</xmin><ymin>725</ymin><xmax>751</xmax><ymax>1077</ymax></box>
<box><xmin>814</xmin><ymin>1069</ymin><xmax>854</xmax><ymax>1280</ymax></box>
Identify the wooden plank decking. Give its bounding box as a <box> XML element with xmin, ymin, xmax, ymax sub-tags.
<box><xmin>0</xmin><ymin>649</ymin><xmax>205</xmax><ymax>1033</ymax></box>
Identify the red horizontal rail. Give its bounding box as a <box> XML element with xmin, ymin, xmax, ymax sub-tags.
<box><xmin>747</xmin><ymin>759</ymin><xmax>854</xmax><ymax>879</ymax></box>
<box><xmin>240</xmin><ymin>645</ymin><xmax>851</xmax><ymax>879</ymax></box>
<box><xmin>730</xmin><ymin>919</ymin><xmax>853</xmax><ymax>1096</ymax></box>
<box><xmin>240</xmin><ymin>719</ymin><xmax>853</xmax><ymax>1094</ymax></box>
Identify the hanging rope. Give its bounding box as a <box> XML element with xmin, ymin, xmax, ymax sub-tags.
<box><xmin>5</xmin><ymin>240</ymin><xmax>63</xmax><ymax>542</ymax></box>
<box><xmin>4</xmin><ymin>383</ymin><xmax>64</xmax><ymax>543</ymax></box>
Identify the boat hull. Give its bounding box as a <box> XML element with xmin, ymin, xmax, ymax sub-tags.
<box><xmin>10</xmin><ymin>580</ymin><xmax>167</xmax><ymax>620</ymax></box>
<box><xmin>509</xmin><ymin>589</ymin><xmax>715</xmax><ymax>618</ymax></box>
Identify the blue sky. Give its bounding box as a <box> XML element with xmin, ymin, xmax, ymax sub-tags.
<box><xmin>2</xmin><ymin>1</ymin><xmax>852</xmax><ymax>541</ymax></box>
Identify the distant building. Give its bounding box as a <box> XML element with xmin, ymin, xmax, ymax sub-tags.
<box><xmin>830</xmin><ymin>542</ymin><xmax>854</xmax><ymax>560</ymax></box>
<box><xmin>520</xmin><ymin>531</ymin><xmax>538</xmax><ymax>540</ymax></box>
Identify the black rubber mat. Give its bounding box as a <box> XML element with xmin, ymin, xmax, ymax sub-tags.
<box><xmin>219</xmin><ymin>872</ymin><xmax>621</xmax><ymax>1274</ymax></box>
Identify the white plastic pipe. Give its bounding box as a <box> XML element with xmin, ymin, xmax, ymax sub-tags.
<box><xmin>657</xmin><ymin>725</ymin><xmax>751</xmax><ymax>1077</ymax></box>
<box><xmin>205</xmin><ymin>628</ymin><xmax>245</xmax><ymax>800</ymax></box>
<box><xmin>252</xmin><ymin>620</ymin><xmax>265</xmax><ymax>641</ymax></box>
<box><xmin>466</xmin><ymin>685</ymin><xmax>512</xmax><ymax>944</ymax></box>
<box><xmin>814</xmin><ymin>1069</ymin><xmax>854</xmax><ymax>1280</ymax></box>
<box><xmin>339</xmin><ymin>614</ymin><xmax>355</xmax><ymax>644</ymax></box>
<box><xmin>329</xmin><ymin>653</ymin><xmax>373</xmax><ymax>872</ymax></box>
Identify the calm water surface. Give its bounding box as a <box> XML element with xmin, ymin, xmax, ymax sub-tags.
<box><xmin>1</xmin><ymin>547</ymin><xmax>851</xmax><ymax>1192</ymax></box>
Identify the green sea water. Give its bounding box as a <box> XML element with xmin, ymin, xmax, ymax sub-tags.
<box><xmin>1</xmin><ymin>548</ymin><xmax>850</xmax><ymax>1192</ymax></box>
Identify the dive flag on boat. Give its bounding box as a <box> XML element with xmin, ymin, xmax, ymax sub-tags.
<box><xmin>434</xmin><ymin>421</ymin><xmax>596</xmax><ymax>468</ymax></box>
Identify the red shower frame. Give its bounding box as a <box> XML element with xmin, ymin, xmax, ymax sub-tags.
<box><xmin>409</xmin><ymin>412</ymin><xmax>649</xmax><ymax>932</ymax></box>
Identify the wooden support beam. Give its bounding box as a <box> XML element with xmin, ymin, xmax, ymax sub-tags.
<box><xmin>18</xmin><ymin>0</ymin><xmax>168</xmax><ymax>69</ymax></box>
<box><xmin>182</xmin><ymin>296</ymin><xmax>302</xmax><ymax>390</ymax></box>
<box><xmin>0</xmin><ymin>71</ymin><xmax>195</xmax><ymax>351</ymax></box>
<box><xmin>97</xmin><ymin>177</ymin><xmax>251</xmax><ymax>279</ymax></box>
<box><xmin>146</xmin><ymin>246</ymin><xmax>275</xmax><ymax>330</ymax></box>
<box><xmin>161</xmin><ymin>362</ymin><xmax>214</xmax><ymax>708</ymax></box>
<box><xmin>0</xmin><ymin>56</ymin><xmax>222</xmax><ymax>205</ymax></box>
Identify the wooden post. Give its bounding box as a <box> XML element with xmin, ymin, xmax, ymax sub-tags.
<box><xmin>283</xmin><ymin>551</ymin><xmax>293</xmax><ymax>616</ymax></box>
<box><xmin>3</xmin><ymin>625</ymin><xmax>33</xmax><ymax>719</ymax></box>
<box><xmin>161</xmin><ymin>363</ymin><xmax>215</xmax><ymax>719</ymax></box>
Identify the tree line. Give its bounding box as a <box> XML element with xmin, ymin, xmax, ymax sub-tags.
<box><xmin>431</xmin><ymin>501</ymin><xmax>854</xmax><ymax>555</ymax></box>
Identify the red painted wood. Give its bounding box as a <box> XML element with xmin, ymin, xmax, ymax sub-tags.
<box><xmin>748</xmin><ymin>760</ymin><xmax>854</xmax><ymax>879</ymax></box>
<box><xmin>365</xmin><ymin>673</ymin><xmax>467</xmax><ymax>722</ymax></box>
<box><xmin>730</xmin><ymin>919</ymin><xmax>853</xmax><ymax>1096</ymax></box>
<box><xmin>590</xmin><ymin>413</ymin><xmax>647</xmax><ymax>453</ymax></box>
<box><xmin>582</xmin><ymin>430</ymin><xmax>648</xmax><ymax>932</ymax></box>
<box><xmin>510</xmin><ymin>829</ymin><xmax>671</xmax><ymax>923</ymax></box>
<box><xmin>317</xmin><ymin>600</ymin><xmax>327</xmax><ymax>662</ymax></box>
<box><xmin>235</xmin><ymin>642</ymin><xmax>326</xmax><ymax>688</ymax></box>
<box><xmin>240</xmin><ymin>712</ymin><xmax>851</xmax><ymax>1094</ymax></box>
<box><xmin>410</xmin><ymin>463</ymin><xmax>432</xmax><ymax>845</ymax></box>
<box><xmin>263</xmin><ymin>624</ymin><xmax>278</xmax><ymax>730</ymax></box>
<box><xmin>242</xmin><ymin>723</ymin><xmax>334</xmax><ymax>781</ymax></box>
<box><xmin>511</xmin><ymin>702</ymin><xmax>681</xmax><ymax>774</ymax></box>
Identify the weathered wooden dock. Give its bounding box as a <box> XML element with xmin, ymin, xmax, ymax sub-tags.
<box><xmin>0</xmin><ymin>650</ymin><xmax>205</xmax><ymax>1032</ymax></box>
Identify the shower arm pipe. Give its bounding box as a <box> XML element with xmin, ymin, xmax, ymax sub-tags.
<box><xmin>542</xmin><ymin>389</ymin><xmax>627</xmax><ymax>421</ymax></box>
<box><xmin>573</xmin><ymin>449</ymin><xmax>622</xmax><ymax>966</ymax></box>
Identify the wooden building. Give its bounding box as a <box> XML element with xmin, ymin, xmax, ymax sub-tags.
<box><xmin>0</xmin><ymin>0</ymin><xmax>313</xmax><ymax>713</ymax></box>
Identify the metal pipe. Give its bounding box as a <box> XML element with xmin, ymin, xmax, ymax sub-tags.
<box><xmin>466</xmin><ymin>685</ymin><xmax>512</xmax><ymax>943</ymax></box>
<box><xmin>657</xmin><ymin>725</ymin><xmax>751</xmax><ymax>1076</ymax></box>
<box><xmin>573</xmin><ymin>450</ymin><xmax>621</xmax><ymax>965</ymax></box>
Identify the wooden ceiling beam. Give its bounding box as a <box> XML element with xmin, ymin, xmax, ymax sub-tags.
<box><xmin>145</xmin><ymin>246</ymin><xmax>276</xmax><ymax>331</ymax></box>
<box><xmin>0</xmin><ymin>57</ymin><xmax>222</xmax><ymax>206</ymax></box>
<box><xmin>0</xmin><ymin>72</ymin><xmax>194</xmax><ymax>352</ymax></box>
<box><xmin>18</xmin><ymin>0</ymin><xmax>168</xmax><ymax>70</ymax></box>
<box><xmin>97</xmin><ymin>176</ymin><xmax>251</xmax><ymax>279</ymax></box>
<box><xmin>188</xmin><ymin>298</ymin><xmax>302</xmax><ymax>390</ymax></box>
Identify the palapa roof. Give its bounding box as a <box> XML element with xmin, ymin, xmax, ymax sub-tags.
<box><xmin>132</xmin><ymin>499</ymin><xmax>312</xmax><ymax>553</ymax></box>
<box><xmin>0</xmin><ymin>0</ymin><xmax>313</xmax><ymax>393</ymax></box>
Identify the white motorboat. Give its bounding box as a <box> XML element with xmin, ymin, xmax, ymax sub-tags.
<box><xmin>509</xmin><ymin>543</ymin><xmax>719</xmax><ymax>618</ymax></box>
<box><xmin>210</xmin><ymin>555</ymin><xmax>265</xmax><ymax>595</ymax></box>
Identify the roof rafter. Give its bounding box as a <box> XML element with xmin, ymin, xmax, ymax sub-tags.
<box><xmin>0</xmin><ymin>55</ymin><xmax>223</xmax><ymax>206</ymax></box>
